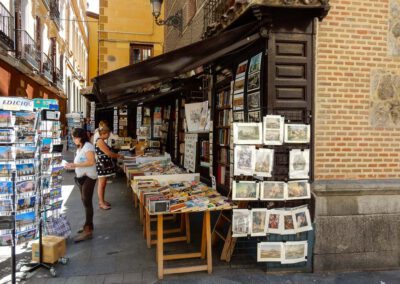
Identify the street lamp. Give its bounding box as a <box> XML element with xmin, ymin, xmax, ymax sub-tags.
<box><xmin>150</xmin><ymin>0</ymin><xmax>182</xmax><ymax>33</ymax></box>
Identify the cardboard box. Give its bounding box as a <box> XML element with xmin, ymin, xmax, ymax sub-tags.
<box><xmin>32</xmin><ymin>235</ymin><xmax>66</xmax><ymax>264</ymax></box>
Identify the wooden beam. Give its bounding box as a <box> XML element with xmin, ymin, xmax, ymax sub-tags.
<box><xmin>163</xmin><ymin>252</ymin><xmax>202</xmax><ymax>261</ymax></box>
<box><xmin>163</xmin><ymin>265</ymin><xmax>208</xmax><ymax>275</ymax></box>
<box><xmin>157</xmin><ymin>215</ymin><xmax>164</xmax><ymax>279</ymax></box>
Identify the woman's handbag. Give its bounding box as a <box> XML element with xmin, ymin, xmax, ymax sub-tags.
<box><xmin>44</xmin><ymin>214</ymin><xmax>72</xmax><ymax>238</ymax></box>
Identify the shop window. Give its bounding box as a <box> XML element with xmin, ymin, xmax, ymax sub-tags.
<box><xmin>129</xmin><ymin>44</ymin><xmax>153</xmax><ymax>65</ymax></box>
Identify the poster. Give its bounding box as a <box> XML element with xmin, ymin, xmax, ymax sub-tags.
<box><xmin>184</xmin><ymin>133</ymin><xmax>198</xmax><ymax>172</ymax></box>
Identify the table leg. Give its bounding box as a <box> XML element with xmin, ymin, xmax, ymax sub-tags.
<box><xmin>157</xmin><ymin>214</ymin><xmax>164</xmax><ymax>279</ymax></box>
<box><xmin>146</xmin><ymin>211</ymin><xmax>151</xmax><ymax>248</ymax></box>
<box><xmin>205</xmin><ymin>211</ymin><xmax>212</xmax><ymax>274</ymax></box>
<box><xmin>200</xmin><ymin>213</ymin><xmax>206</xmax><ymax>259</ymax></box>
<box><xmin>185</xmin><ymin>213</ymin><xmax>191</xmax><ymax>244</ymax></box>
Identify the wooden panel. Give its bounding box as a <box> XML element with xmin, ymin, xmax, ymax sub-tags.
<box><xmin>276</xmin><ymin>87</ymin><xmax>305</xmax><ymax>100</ymax></box>
<box><xmin>276</xmin><ymin>65</ymin><xmax>305</xmax><ymax>78</ymax></box>
<box><xmin>276</xmin><ymin>42</ymin><xmax>305</xmax><ymax>57</ymax></box>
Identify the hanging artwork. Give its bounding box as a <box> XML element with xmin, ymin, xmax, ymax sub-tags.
<box><xmin>232</xmin><ymin>209</ymin><xmax>251</xmax><ymax>237</ymax></box>
<box><xmin>247</xmin><ymin>91</ymin><xmax>260</xmax><ymax>110</ymax></box>
<box><xmin>287</xmin><ymin>180</ymin><xmax>311</xmax><ymax>200</ymax></box>
<box><xmin>292</xmin><ymin>206</ymin><xmax>312</xmax><ymax>233</ymax></box>
<box><xmin>185</xmin><ymin>101</ymin><xmax>208</xmax><ymax>132</ymax></box>
<box><xmin>232</xmin><ymin>181</ymin><xmax>259</xmax><ymax>200</ymax></box>
<box><xmin>236</xmin><ymin>60</ymin><xmax>248</xmax><ymax>78</ymax></box>
<box><xmin>233</xmin><ymin>123</ymin><xmax>262</xmax><ymax>145</ymax></box>
<box><xmin>263</xmin><ymin>115</ymin><xmax>284</xmax><ymax>145</ymax></box>
<box><xmin>251</xmin><ymin>208</ymin><xmax>268</xmax><ymax>236</ymax></box>
<box><xmin>289</xmin><ymin>149</ymin><xmax>310</xmax><ymax>179</ymax></box>
<box><xmin>233</xmin><ymin>93</ymin><xmax>244</xmax><ymax>110</ymax></box>
<box><xmin>266</xmin><ymin>209</ymin><xmax>282</xmax><ymax>234</ymax></box>
<box><xmin>284</xmin><ymin>124</ymin><xmax>310</xmax><ymax>143</ymax></box>
<box><xmin>257</xmin><ymin>242</ymin><xmax>283</xmax><ymax>262</ymax></box>
<box><xmin>247</xmin><ymin>72</ymin><xmax>260</xmax><ymax>92</ymax></box>
<box><xmin>282</xmin><ymin>241</ymin><xmax>308</xmax><ymax>264</ymax></box>
<box><xmin>234</xmin><ymin>145</ymin><xmax>255</xmax><ymax>176</ymax></box>
<box><xmin>254</xmin><ymin>148</ymin><xmax>274</xmax><ymax>177</ymax></box>
<box><xmin>249</xmin><ymin>52</ymin><xmax>262</xmax><ymax>74</ymax></box>
<box><xmin>260</xmin><ymin>181</ymin><xmax>286</xmax><ymax>201</ymax></box>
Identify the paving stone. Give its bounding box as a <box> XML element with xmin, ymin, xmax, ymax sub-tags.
<box><xmin>104</xmin><ymin>273</ymin><xmax>123</xmax><ymax>284</ymax></box>
<box><xmin>85</xmin><ymin>275</ymin><xmax>105</xmax><ymax>284</ymax></box>
<box><xmin>64</xmin><ymin>276</ymin><xmax>87</xmax><ymax>284</ymax></box>
<box><xmin>122</xmin><ymin>272</ymin><xmax>142</xmax><ymax>282</ymax></box>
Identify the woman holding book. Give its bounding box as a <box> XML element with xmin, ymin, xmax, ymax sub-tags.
<box><xmin>65</xmin><ymin>128</ymin><xmax>97</xmax><ymax>242</ymax></box>
<box><xmin>95</xmin><ymin>126</ymin><xmax>123</xmax><ymax>210</ymax></box>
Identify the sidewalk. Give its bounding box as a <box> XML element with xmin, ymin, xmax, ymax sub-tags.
<box><xmin>0</xmin><ymin>165</ymin><xmax>399</xmax><ymax>283</ymax></box>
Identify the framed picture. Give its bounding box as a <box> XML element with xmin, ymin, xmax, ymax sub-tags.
<box><xmin>233</xmin><ymin>123</ymin><xmax>262</xmax><ymax>144</ymax></box>
<box><xmin>248</xmin><ymin>110</ymin><xmax>261</xmax><ymax>123</ymax></box>
<box><xmin>144</xmin><ymin>107</ymin><xmax>151</xmax><ymax>116</ymax></box>
<box><xmin>236</xmin><ymin>60</ymin><xmax>248</xmax><ymax>77</ymax></box>
<box><xmin>292</xmin><ymin>207</ymin><xmax>312</xmax><ymax>233</ymax></box>
<box><xmin>233</xmin><ymin>93</ymin><xmax>244</xmax><ymax>110</ymax></box>
<box><xmin>233</xmin><ymin>76</ymin><xmax>245</xmax><ymax>94</ymax></box>
<box><xmin>289</xmin><ymin>149</ymin><xmax>310</xmax><ymax>179</ymax></box>
<box><xmin>153</xmin><ymin>125</ymin><xmax>161</xmax><ymax>138</ymax></box>
<box><xmin>254</xmin><ymin>148</ymin><xmax>274</xmax><ymax>177</ymax></box>
<box><xmin>249</xmin><ymin>52</ymin><xmax>262</xmax><ymax>74</ymax></box>
<box><xmin>149</xmin><ymin>140</ymin><xmax>161</xmax><ymax>148</ymax></box>
<box><xmin>266</xmin><ymin>210</ymin><xmax>282</xmax><ymax>234</ymax></box>
<box><xmin>233</xmin><ymin>111</ymin><xmax>245</xmax><ymax>122</ymax></box>
<box><xmin>263</xmin><ymin>115</ymin><xmax>284</xmax><ymax>145</ymax></box>
<box><xmin>232</xmin><ymin>209</ymin><xmax>250</xmax><ymax>237</ymax></box>
<box><xmin>257</xmin><ymin>242</ymin><xmax>283</xmax><ymax>262</ymax></box>
<box><xmin>260</xmin><ymin>181</ymin><xmax>286</xmax><ymax>201</ymax></box>
<box><xmin>247</xmin><ymin>91</ymin><xmax>260</xmax><ymax>110</ymax></box>
<box><xmin>282</xmin><ymin>241</ymin><xmax>308</xmax><ymax>264</ymax></box>
<box><xmin>234</xmin><ymin>145</ymin><xmax>255</xmax><ymax>176</ymax></box>
<box><xmin>251</xmin><ymin>208</ymin><xmax>268</xmax><ymax>236</ymax></box>
<box><xmin>287</xmin><ymin>180</ymin><xmax>311</xmax><ymax>200</ymax></box>
<box><xmin>138</xmin><ymin>126</ymin><xmax>150</xmax><ymax>138</ymax></box>
<box><xmin>232</xmin><ymin>181</ymin><xmax>259</xmax><ymax>201</ymax></box>
<box><xmin>284</xmin><ymin>124</ymin><xmax>310</xmax><ymax>144</ymax></box>
<box><xmin>247</xmin><ymin>72</ymin><xmax>260</xmax><ymax>92</ymax></box>
<box><xmin>282</xmin><ymin>211</ymin><xmax>296</xmax><ymax>235</ymax></box>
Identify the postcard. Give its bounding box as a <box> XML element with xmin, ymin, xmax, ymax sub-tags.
<box><xmin>251</xmin><ymin>208</ymin><xmax>268</xmax><ymax>236</ymax></box>
<box><xmin>284</xmin><ymin>124</ymin><xmax>310</xmax><ymax>144</ymax></box>
<box><xmin>266</xmin><ymin>210</ymin><xmax>282</xmax><ymax>234</ymax></box>
<box><xmin>260</xmin><ymin>181</ymin><xmax>286</xmax><ymax>201</ymax></box>
<box><xmin>15</xmin><ymin>146</ymin><xmax>36</xmax><ymax>160</ymax></box>
<box><xmin>289</xmin><ymin>149</ymin><xmax>310</xmax><ymax>179</ymax></box>
<box><xmin>234</xmin><ymin>145</ymin><xmax>255</xmax><ymax>176</ymax></box>
<box><xmin>263</xmin><ymin>115</ymin><xmax>284</xmax><ymax>145</ymax></box>
<box><xmin>248</xmin><ymin>72</ymin><xmax>260</xmax><ymax>92</ymax></box>
<box><xmin>16</xmin><ymin>180</ymin><xmax>35</xmax><ymax>194</ymax></box>
<box><xmin>0</xmin><ymin>181</ymin><xmax>12</xmax><ymax>195</ymax></box>
<box><xmin>293</xmin><ymin>207</ymin><xmax>312</xmax><ymax>233</ymax></box>
<box><xmin>41</xmin><ymin>138</ymin><xmax>52</xmax><ymax>153</ymax></box>
<box><xmin>287</xmin><ymin>180</ymin><xmax>310</xmax><ymax>200</ymax></box>
<box><xmin>16</xmin><ymin>210</ymin><xmax>36</xmax><ymax>229</ymax></box>
<box><xmin>0</xmin><ymin>146</ymin><xmax>13</xmax><ymax>161</ymax></box>
<box><xmin>0</xmin><ymin>110</ymin><xmax>12</xmax><ymax>127</ymax></box>
<box><xmin>14</xmin><ymin>111</ymin><xmax>37</xmax><ymax>128</ymax></box>
<box><xmin>254</xmin><ymin>148</ymin><xmax>274</xmax><ymax>177</ymax></box>
<box><xmin>236</xmin><ymin>60</ymin><xmax>248</xmax><ymax>78</ymax></box>
<box><xmin>282</xmin><ymin>211</ymin><xmax>296</xmax><ymax>235</ymax></box>
<box><xmin>233</xmin><ymin>123</ymin><xmax>262</xmax><ymax>144</ymax></box>
<box><xmin>16</xmin><ymin>228</ymin><xmax>36</xmax><ymax>245</ymax></box>
<box><xmin>257</xmin><ymin>242</ymin><xmax>283</xmax><ymax>262</ymax></box>
<box><xmin>17</xmin><ymin>196</ymin><xmax>36</xmax><ymax>211</ymax></box>
<box><xmin>233</xmin><ymin>76</ymin><xmax>245</xmax><ymax>94</ymax></box>
<box><xmin>16</xmin><ymin>163</ymin><xmax>35</xmax><ymax>177</ymax></box>
<box><xmin>233</xmin><ymin>111</ymin><xmax>244</xmax><ymax>122</ymax></box>
<box><xmin>0</xmin><ymin>129</ymin><xmax>14</xmax><ymax>144</ymax></box>
<box><xmin>249</xmin><ymin>52</ymin><xmax>262</xmax><ymax>74</ymax></box>
<box><xmin>232</xmin><ymin>181</ymin><xmax>259</xmax><ymax>201</ymax></box>
<box><xmin>233</xmin><ymin>93</ymin><xmax>244</xmax><ymax>110</ymax></box>
<box><xmin>0</xmin><ymin>234</ymin><xmax>12</xmax><ymax>246</ymax></box>
<box><xmin>50</xmin><ymin>200</ymin><xmax>63</xmax><ymax>210</ymax></box>
<box><xmin>247</xmin><ymin>91</ymin><xmax>260</xmax><ymax>110</ymax></box>
<box><xmin>0</xmin><ymin>164</ymin><xmax>12</xmax><ymax>177</ymax></box>
<box><xmin>282</xmin><ymin>241</ymin><xmax>308</xmax><ymax>264</ymax></box>
<box><xmin>15</xmin><ymin>128</ymin><xmax>36</xmax><ymax>143</ymax></box>
<box><xmin>232</xmin><ymin>209</ymin><xmax>251</xmax><ymax>237</ymax></box>
<box><xmin>248</xmin><ymin>110</ymin><xmax>261</xmax><ymax>123</ymax></box>
<box><xmin>0</xmin><ymin>199</ymin><xmax>12</xmax><ymax>211</ymax></box>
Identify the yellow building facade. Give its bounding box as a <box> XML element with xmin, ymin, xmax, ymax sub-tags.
<box><xmin>86</xmin><ymin>11</ymin><xmax>99</xmax><ymax>85</ymax></box>
<box><xmin>98</xmin><ymin>0</ymin><xmax>164</xmax><ymax>75</ymax></box>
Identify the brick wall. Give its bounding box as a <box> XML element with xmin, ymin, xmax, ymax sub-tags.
<box><xmin>315</xmin><ymin>0</ymin><xmax>400</xmax><ymax>180</ymax></box>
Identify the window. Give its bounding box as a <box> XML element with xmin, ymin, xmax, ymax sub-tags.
<box><xmin>129</xmin><ymin>44</ymin><xmax>153</xmax><ymax>65</ymax></box>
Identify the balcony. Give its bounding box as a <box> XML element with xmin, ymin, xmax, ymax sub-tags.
<box><xmin>204</xmin><ymin>0</ymin><xmax>235</xmax><ymax>31</ymax></box>
<box><xmin>42</xmin><ymin>52</ymin><xmax>53</xmax><ymax>82</ymax></box>
<box><xmin>42</xmin><ymin>0</ymin><xmax>50</xmax><ymax>10</ymax></box>
<box><xmin>0</xmin><ymin>3</ymin><xmax>14</xmax><ymax>49</ymax></box>
<box><xmin>54</xmin><ymin>67</ymin><xmax>63</xmax><ymax>90</ymax></box>
<box><xmin>20</xmin><ymin>30</ymin><xmax>40</xmax><ymax>70</ymax></box>
<box><xmin>50</xmin><ymin>0</ymin><xmax>61</xmax><ymax>29</ymax></box>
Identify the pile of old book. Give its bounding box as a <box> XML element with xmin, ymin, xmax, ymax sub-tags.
<box><xmin>124</xmin><ymin>160</ymin><xmax>185</xmax><ymax>179</ymax></box>
<box><xmin>136</xmin><ymin>179</ymin><xmax>235</xmax><ymax>214</ymax></box>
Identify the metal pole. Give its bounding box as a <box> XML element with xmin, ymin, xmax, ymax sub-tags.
<box><xmin>11</xmin><ymin>170</ymin><xmax>16</xmax><ymax>284</ymax></box>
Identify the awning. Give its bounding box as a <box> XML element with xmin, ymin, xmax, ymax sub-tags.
<box><xmin>93</xmin><ymin>21</ymin><xmax>262</xmax><ymax>105</ymax></box>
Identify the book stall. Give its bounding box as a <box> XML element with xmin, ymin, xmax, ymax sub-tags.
<box><xmin>66</xmin><ymin>113</ymin><xmax>83</xmax><ymax>151</ymax></box>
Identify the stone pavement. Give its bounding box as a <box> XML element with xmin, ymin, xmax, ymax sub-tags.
<box><xmin>0</xmin><ymin>151</ymin><xmax>399</xmax><ymax>284</ymax></box>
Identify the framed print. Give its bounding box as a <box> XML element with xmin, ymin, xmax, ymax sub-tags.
<box><xmin>282</xmin><ymin>241</ymin><xmax>308</xmax><ymax>264</ymax></box>
<box><xmin>284</xmin><ymin>124</ymin><xmax>311</xmax><ymax>144</ymax></box>
<box><xmin>248</xmin><ymin>110</ymin><xmax>261</xmax><ymax>123</ymax></box>
<box><xmin>149</xmin><ymin>140</ymin><xmax>160</xmax><ymax>148</ymax></box>
<box><xmin>153</xmin><ymin>125</ymin><xmax>161</xmax><ymax>138</ymax></box>
<box><xmin>289</xmin><ymin>149</ymin><xmax>310</xmax><ymax>179</ymax></box>
<box><xmin>249</xmin><ymin>52</ymin><xmax>262</xmax><ymax>74</ymax></box>
<box><xmin>138</xmin><ymin>126</ymin><xmax>150</xmax><ymax>138</ymax></box>
<box><xmin>247</xmin><ymin>72</ymin><xmax>260</xmax><ymax>92</ymax></box>
<box><xmin>233</xmin><ymin>123</ymin><xmax>262</xmax><ymax>144</ymax></box>
<box><xmin>232</xmin><ymin>181</ymin><xmax>259</xmax><ymax>201</ymax></box>
<box><xmin>232</xmin><ymin>209</ymin><xmax>251</xmax><ymax>237</ymax></box>
<box><xmin>266</xmin><ymin>210</ymin><xmax>282</xmax><ymax>234</ymax></box>
<box><xmin>263</xmin><ymin>115</ymin><xmax>284</xmax><ymax>145</ymax></box>
<box><xmin>287</xmin><ymin>180</ymin><xmax>310</xmax><ymax>200</ymax></box>
<box><xmin>257</xmin><ymin>242</ymin><xmax>283</xmax><ymax>262</ymax></box>
<box><xmin>236</xmin><ymin>60</ymin><xmax>248</xmax><ymax>78</ymax></box>
<box><xmin>254</xmin><ymin>148</ymin><xmax>274</xmax><ymax>177</ymax></box>
<box><xmin>233</xmin><ymin>93</ymin><xmax>244</xmax><ymax>110</ymax></box>
<box><xmin>282</xmin><ymin>211</ymin><xmax>296</xmax><ymax>235</ymax></box>
<box><xmin>260</xmin><ymin>181</ymin><xmax>286</xmax><ymax>201</ymax></box>
<box><xmin>234</xmin><ymin>145</ymin><xmax>255</xmax><ymax>176</ymax></box>
<box><xmin>233</xmin><ymin>76</ymin><xmax>245</xmax><ymax>94</ymax></box>
<box><xmin>233</xmin><ymin>111</ymin><xmax>244</xmax><ymax>122</ymax></box>
<box><xmin>251</xmin><ymin>208</ymin><xmax>268</xmax><ymax>236</ymax></box>
<box><xmin>144</xmin><ymin>107</ymin><xmax>151</xmax><ymax>116</ymax></box>
<box><xmin>293</xmin><ymin>207</ymin><xmax>312</xmax><ymax>233</ymax></box>
<box><xmin>247</xmin><ymin>91</ymin><xmax>260</xmax><ymax>110</ymax></box>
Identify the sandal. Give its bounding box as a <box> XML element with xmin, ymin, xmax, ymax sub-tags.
<box><xmin>99</xmin><ymin>204</ymin><xmax>111</xmax><ymax>210</ymax></box>
<box><xmin>104</xmin><ymin>201</ymin><xmax>111</xmax><ymax>206</ymax></box>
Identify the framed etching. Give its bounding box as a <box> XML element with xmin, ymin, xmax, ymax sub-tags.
<box><xmin>263</xmin><ymin>115</ymin><xmax>284</xmax><ymax>145</ymax></box>
<box><xmin>248</xmin><ymin>110</ymin><xmax>261</xmax><ymax>123</ymax></box>
<box><xmin>289</xmin><ymin>149</ymin><xmax>310</xmax><ymax>179</ymax></box>
<box><xmin>232</xmin><ymin>209</ymin><xmax>250</xmax><ymax>237</ymax></box>
<box><xmin>266</xmin><ymin>210</ymin><xmax>282</xmax><ymax>234</ymax></box>
<box><xmin>236</xmin><ymin>60</ymin><xmax>248</xmax><ymax>78</ymax></box>
<box><xmin>233</xmin><ymin>123</ymin><xmax>262</xmax><ymax>145</ymax></box>
<box><xmin>233</xmin><ymin>76</ymin><xmax>245</xmax><ymax>94</ymax></box>
<box><xmin>247</xmin><ymin>91</ymin><xmax>260</xmax><ymax>110</ymax></box>
<box><xmin>284</xmin><ymin>124</ymin><xmax>310</xmax><ymax>144</ymax></box>
<box><xmin>233</xmin><ymin>111</ymin><xmax>245</xmax><ymax>122</ymax></box>
<box><xmin>249</xmin><ymin>52</ymin><xmax>262</xmax><ymax>75</ymax></box>
<box><xmin>254</xmin><ymin>148</ymin><xmax>274</xmax><ymax>177</ymax></box>
<box><xmin>247</xmin><ymin>72</ymin><xmax>260</xmax><ymax>92</ymax></box>
<box><xmin>232</xmin><ymin>181</ymin><xmax>259</xmax><ymax>201</ymax></box>
<box><xmin>257</xmin><ymin>242</ymin><xmax>283</xmax><ymax>262</ymax></box>
<box><xmin>282</xmin><ymin>241</ymin><xmax>308</xmax><ymax>264</ymax></box>
<box><xmin>233</xmin><ymin>93</ymin><xmax>244</xmax><ymax>110</ymax></box>
<box><xmin>251</xmin><ymin>208</ymin><xmax>268</xmax><ymax>236</ymax></box>
<box><xmin>292</xmin><ymin>207</ymin><xmax>312</xmax><ymax>233</ymax></box>
<box><xmin>234</xmin><ymin>145</ymin><xmax>255</xmax><ymax>176</ymax></box>
<box><xmin>287</xmin><ymin>180</ymin><xmax>311</xmax><ymax>200</ymax></box>
<box><xmin>260</xmin><ymin>181</ymin><xmax>286</xmax><ymax>201</ymax></box>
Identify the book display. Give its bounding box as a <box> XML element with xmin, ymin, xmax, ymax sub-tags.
<box><xmin>66</xmin><ymin>113</ymin><xmax>82</xmax><ymax>151</ymax></box>
<box><xmin>118</xmin><ymin>105</ymin><xmax>128</xmax><ymax>137</ymax></box>
<box><xmin>160</xmin><ymin>105</ymin><xmax>171</xmax><ymax>154</ymax></box>
<box><xmin>178</xmin><ymin>98</ymin><xmax>186</xmax><ymax>166</ymax></box>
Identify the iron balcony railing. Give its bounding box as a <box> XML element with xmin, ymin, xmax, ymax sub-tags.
<box><xmin>42</xmin><ymin>0</ymin><xmax>50</xmax><ymax>10</ymax></box>
<box><xmin>55</xmin><ymin>66</ymin><xmax>63</xmax><ymax>89</ymax></box>
<box><xmin>50</xmin><ymin>0</ymin><xmax>61</xmax><ymax>29</ymax></box>
<box><xmin>0</xmin><ymin>2</ymin><xmax>14</xmax><ymax>49</ymax></box>
<box><xmin>203</xmin><ymin>0</ymin><xmax>235</xmax><ymax>34</ymax></box>
<box><xmin>20</xmin><ymin>30</ymin><xmax>40</xmax><ymax>70</ymax></box>
<box><xmin>42</xmin><ymin>52</ymin><xmax>53</xmax><ymax>82</ymax></box>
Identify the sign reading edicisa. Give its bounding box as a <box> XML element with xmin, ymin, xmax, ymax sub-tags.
<box><xmin>0</xmin><ymin>97</ymin><xmax>34</xmax><ymax>111</ymax></box>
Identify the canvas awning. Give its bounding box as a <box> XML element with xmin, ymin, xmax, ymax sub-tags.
<box><xmin>93</xmin><ymin>21</ymin><xmax>262</xmax><ymax>105</ymax></box>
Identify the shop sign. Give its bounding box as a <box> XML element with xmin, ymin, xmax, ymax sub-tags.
<box><xmin>0</xmin><ymin>97</ymin><xmax>34</xmax><ymax>111</ymax></box>
<box><xmin>33</xmin><ymin>99</ymin><xmax>59</xmax><ymax>110</ymax></box>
